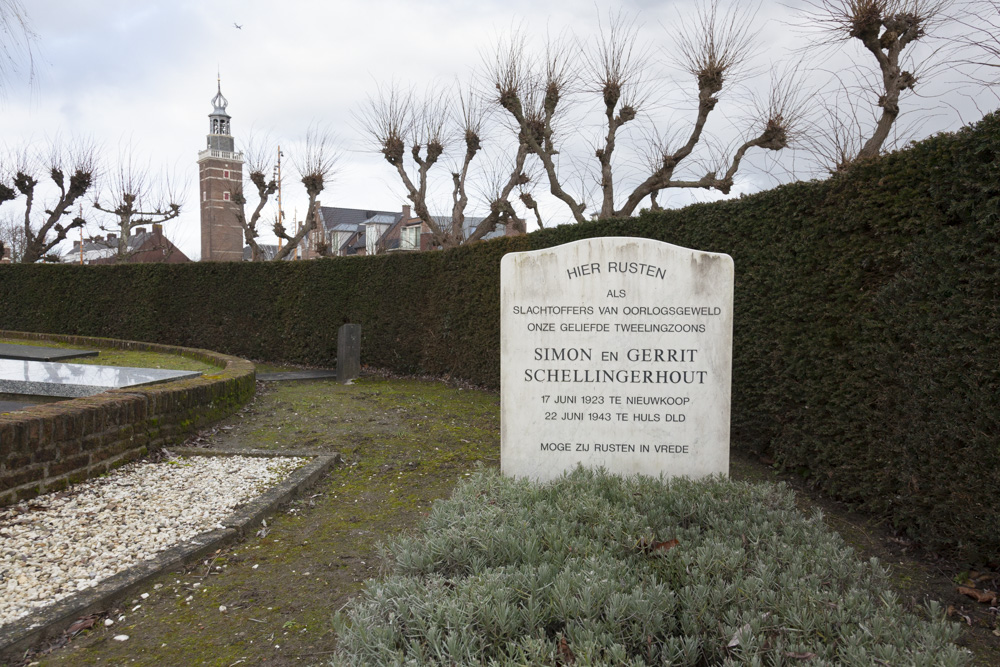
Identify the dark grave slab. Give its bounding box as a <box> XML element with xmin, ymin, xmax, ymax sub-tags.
<box><xmin>256</xmin><ymin>370</ymin><xmax>339</xmax><ymax>382</ymax></box>
<box><xmin>337</xmin><ymin>323</ymin><xmax>361</xmax><ymax>384</ymax></box>
<box><xmin>0</xmin><ymin>399</ymin><xmax>37</xmax><ymax>413</ymax></box>
<box><xmin>0</xmin><ymin>342</ymin><xmax>99</xmax><ymax>362</ymax></box>
<box><xmin>0</xmin><ymin>359</ymin><xmax>202</xmax><ymax>398</ymax></box>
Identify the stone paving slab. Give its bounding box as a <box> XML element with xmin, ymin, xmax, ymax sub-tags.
<box><xmin>0</xmin><ymin>450</ymin><xmax>341</xmax><ymax>663</ymax></box>
<box><xmin>256</xmin><ymin>369</ymin><xmax>338</xmax><ymax>381</ymax></box>
<box><xmin>0</xmin><ymin>343</ymin><xmax>99</xmax><ymax>362</ymax></box>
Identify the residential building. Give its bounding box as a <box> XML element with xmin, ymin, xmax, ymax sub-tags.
<box><xmin>60</xmin><ymin>224</ymin><xmax>191</xmax><ymax>264</ymax></box>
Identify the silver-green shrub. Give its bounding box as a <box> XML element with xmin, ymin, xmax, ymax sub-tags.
<box><xmin>330</xmin><ymin>468</ymin><xmax>969</xmax><ymax>666</ymax></box>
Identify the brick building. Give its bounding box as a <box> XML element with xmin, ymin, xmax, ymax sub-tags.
<box><xmin>198</xmin><ymin>80</ymin><xmax>244</xmax><ymax>262</ymax></box>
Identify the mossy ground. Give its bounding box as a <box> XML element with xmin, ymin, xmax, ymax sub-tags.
<box><xmin>15</xmin><ymin>375</ymin><xmax>999</xmax><ymax>666</ymax></box>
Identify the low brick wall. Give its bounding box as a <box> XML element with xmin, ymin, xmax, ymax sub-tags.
<box><xmin>0</xmin><ymin>331</ymin><xmax>256</xmax><ymax>507</ymax></box>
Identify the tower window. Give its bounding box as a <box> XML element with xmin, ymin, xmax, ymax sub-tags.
<box><xmin>223</xmin><ymin>170</ymin><xmax>230</xmax><ymax>179</ymax></box>
<box><xmin>223</xmin><ymin>192</ymin><xmax>230</xmax><ymax>201</ymax></box>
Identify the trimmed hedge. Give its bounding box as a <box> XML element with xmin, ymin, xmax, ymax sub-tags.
<box><xmin>0</xmin><ymin>112</ymin><xmax>998</xmax><ymax>559</ymax></box>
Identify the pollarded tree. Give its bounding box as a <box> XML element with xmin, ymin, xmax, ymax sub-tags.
<box><xmin>0</xmin><ymin>142</ymin><xmax>95</xmax><ymax>263</ymax></box>
<box><xmin>231</xmin><ymin>138</ymin><xmax>277</xmax><ymax>261</ymax></box>
<box><xmin>802</xmin><ymin>0</ymin><xmax>953</xmax><ymax>166</ymax></box>
<box><xmin>270</xmin><ymin>129</ymin><xmax>340</xmax><ymax>261</ymax></box>
<box><xmin>91</xmin><ymin>147</ymin><xmax>181</xmax><ymax>262</ymax></box>
<box><xmin>486</xmin><ymin>4</ymin><xmax>802</xmax><ymax>223</ymax></box>
<box><xmin>360</xmin><ymin>82</ymin><xmax>531</xmax><ymax>249</ymax></box>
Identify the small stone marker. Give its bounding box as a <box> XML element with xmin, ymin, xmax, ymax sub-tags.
<box><xmin>500</xmin><ymin>237</ymin><xmax>734</xmax><ymax>483</ymax></box>
<box><xmin>337</xmin><ymin>323</ymin><xmax>361</xmax><ymax>384</ymax></box>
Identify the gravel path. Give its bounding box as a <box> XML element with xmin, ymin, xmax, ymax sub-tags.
<box><xmin>0</xmin><ymin>455</ymin><xmax>306</xmax><ymax>628</ymax></box>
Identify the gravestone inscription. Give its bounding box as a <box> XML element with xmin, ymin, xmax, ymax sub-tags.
<box><xmin>500</xmin><ymin>237</ymin><xmax>733</xmax><ymax>482</ymax></box>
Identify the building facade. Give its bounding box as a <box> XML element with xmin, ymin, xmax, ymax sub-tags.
<box><xmin>198</xmin><ymin>80</ymin><xmax>244</xmax><ymax>261</ymax></box>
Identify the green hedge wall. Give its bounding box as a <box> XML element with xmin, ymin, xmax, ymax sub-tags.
<box><xmin>1</xmin><ymin>112</ymin><xmax>998</xmax><ymax>560</ymax></box>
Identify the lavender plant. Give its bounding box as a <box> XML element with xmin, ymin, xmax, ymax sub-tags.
<box><xmin>331</xmin><ymin>468</ymin><xmax>969</xmax><ymax>666</ymax></box>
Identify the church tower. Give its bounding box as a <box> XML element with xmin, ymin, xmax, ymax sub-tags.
<box><xmin>198</xmin><ymin>79</ymin><xmax>244</xmax><ymax>261</ymax></box>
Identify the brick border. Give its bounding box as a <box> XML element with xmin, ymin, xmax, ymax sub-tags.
<box><xmin>0</xmin><ymin>331</ymin><xmax>257</xmax><ymax>507</ymax></box>
<box><xmin>0</xmin><ymin>451</ymin><xmax>341</xmax><ymax>664</ymax></box>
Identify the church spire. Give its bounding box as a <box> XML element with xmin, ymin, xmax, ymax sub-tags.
<box><xmin>207</xmin><ymin>77</ymin><xmax>234</xmax><ymax>152</ymax></box>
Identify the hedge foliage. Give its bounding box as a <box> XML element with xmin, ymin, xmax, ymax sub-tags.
<box><xmin>330</xmin><ymin>469</ymin><xmax>969</xmax><ymax>666</ymax></box>
<box><xmin>0</xmin><ymin>112</ymin><xmax>997</xmax><ymax>559</ymax></box>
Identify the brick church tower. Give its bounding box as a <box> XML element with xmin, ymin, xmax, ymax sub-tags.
<box><xmin>198</xmin><ymin>79</ymin><xmax>244</xmax><ymax>261</ymax></box>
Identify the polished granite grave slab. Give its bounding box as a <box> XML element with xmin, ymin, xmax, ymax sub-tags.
<box><xmin>0</xmin><ymin>343</ymin><xmax>99</xmax><ymax>362</ymax></box>
<box><xmin>0</xmin><ymin>359</ymin><xmax>202</xmax><ymax>398</ymax></box>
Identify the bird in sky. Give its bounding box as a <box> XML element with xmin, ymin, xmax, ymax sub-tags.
<box><xmin>233</xmin><ymin>22</ymin><xmax>242</xmax><ymax>29</ymax></box>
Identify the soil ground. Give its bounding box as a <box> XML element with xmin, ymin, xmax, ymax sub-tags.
<box><xmin>10</xmin><ymin>372</ymin><xmax>999</xmax><ymax>666</ymax></box>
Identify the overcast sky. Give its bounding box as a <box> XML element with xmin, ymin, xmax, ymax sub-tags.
<box><xmin>1</xmin><ymin>0</ymin><xmax>996</xmax><ymax>260</ymax></box>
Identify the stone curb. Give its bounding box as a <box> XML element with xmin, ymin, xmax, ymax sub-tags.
<box><xmin>0</xmin><ymin>451</ymin><xmax>340</xmax><ymax>664</ymax></box>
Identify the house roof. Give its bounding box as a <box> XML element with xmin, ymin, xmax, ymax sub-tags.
<box><xmin>61</xmin><ymin>227</ymin><xmax>189</xmax><ymax>264</ymax></box>
<box><xmin>364</xmin><ymin>213</ymin><xmax>398</xmax><ymax>225</ymax></box>
<box><xmin>318</xmin><ymin>206</ymin><xmax>400</xmax><ymax>232</ymax></box>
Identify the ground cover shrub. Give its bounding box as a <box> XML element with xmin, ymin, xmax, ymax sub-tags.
<box><xmin>330</xmin><ymin>468</ymin><xmax>968</xmax><ymax>666</ymax></box>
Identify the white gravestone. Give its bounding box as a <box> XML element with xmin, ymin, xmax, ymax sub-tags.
<box><xmin>500</xmin><ymin>237</ymin><xmax>733</xmax><ymax>482</ymax></box>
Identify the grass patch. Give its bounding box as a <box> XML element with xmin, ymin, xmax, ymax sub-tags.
<box><xmin>331</xmin><ymin>468</ymin><xmax>969</xmax><ymax>666</ymax></box>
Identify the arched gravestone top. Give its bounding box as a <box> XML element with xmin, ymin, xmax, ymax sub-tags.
<box><xmin>500</xmin><ymin>237</ymin><xmax>734</xmax><ymax>483</ymax></box>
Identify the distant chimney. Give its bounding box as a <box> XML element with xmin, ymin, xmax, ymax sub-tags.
<box><xmin>134</xmin><ymin>227</ymin><xmax>144</xmax><ymax>236</ymax></box>
<box><xmin>107</xmin><ymin>233</ymin><xmax>117</xmax><ymax>244</ymax></box>
<box><xmin>152</xmin><ymin>223</ymin><xmax>163</xmax><ymax>235</ymax></box>
<box><xmin>402</xmin><ymin>204</ymin><xmax>411</xmax><ymax>220</ymax></box>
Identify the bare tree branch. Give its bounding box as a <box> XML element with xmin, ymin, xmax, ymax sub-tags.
<box><xmin>582</xmin><ymin>11</ymin><xmax>650</xmax><ymax>219</ymax></box>
<box><xmin>0</xmin><ymin>211</ymin><xmax>26</xmax><ymax>261</ymax></box>
<box><xmin>272</xmin><ymin>128</ymin><xmax>340</xmax><ymax>261</ymax></box>
<box><xmin>486</xmin><ymin>28</ymin><xmax>587</xmax><ymax>223</ymax></box>
<box><xmin>92</xmin><ymin>144</ymin><xmax>181</xmax><ymax>262</ymax></box>
<box><xmin>360</xmin><ymin>78</ymin><xmax>525</xmax><ymax>249</ymax></box>
<box><xmin>951</xmin><ymin>0</ymin><xmax>1000</xmax><ymax>84</ymax></box>
<box><xmin>484</xmin><ymin>3</ymin><xmax>799</xmax><ymax>223</ymax></box>
<box><xmin>233</xmin><ymin>135</ymin><xmax>277</xmax><ymax>261</ymax></box>
<box><xmin>800</xmin><ymin>0</ymin><xmax>952</xmax><ymax>163</ymax></box>
<box><xmin>615</xmin><ymin>1</ymin><xmax>791</xmax><ymax>216</ymax></box>
<box><xmin>0</xmin><ymin>140</ymin><xmax>96</xmax><ymax>263</ymax></box>
<box><xmin>0</xmin><ymin>0</ymin><xmax>36</xmax><ymax>99</ymax></box>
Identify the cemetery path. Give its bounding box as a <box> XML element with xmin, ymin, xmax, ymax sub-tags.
<box><xmin>15</xmin><ymin>374</ymin><xmax>999</xmax><ymax>666</ymax></box>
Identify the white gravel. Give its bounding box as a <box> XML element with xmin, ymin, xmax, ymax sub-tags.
<box><xmin>0</xmin><ymin>454</ymin><xmax>306</xmax><ymax>628</ymax></box>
